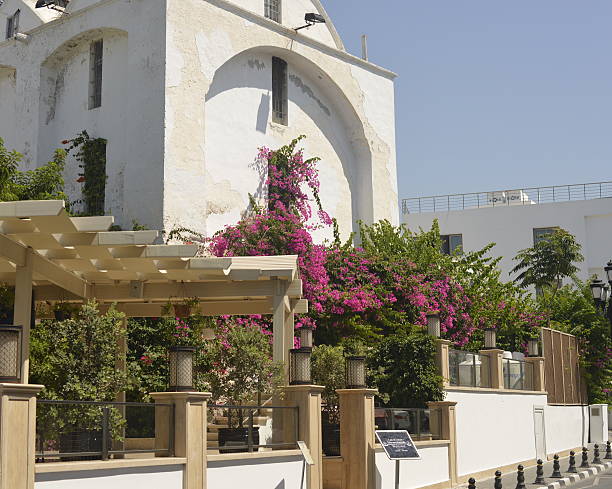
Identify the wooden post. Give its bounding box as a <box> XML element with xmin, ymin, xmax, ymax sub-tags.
<box><xmin>428</xmin><ymin>401</ymin><xmax>458</xmax><ymax>485</ymax></box>
<box><xmin>113</xmin><ymin>315</ymin><xmax>128</xmax><ymax>457</ymax></box>
<box><xmin>337</xmin><ymin>389</ymin><xmax>377</xmax><ymax>489</ymax></box>
<box><xmin>284</xmin><ymin>385</ymin><xmax>325</xmax><ymax>489</ymax></box>
<box><xmin>436</xmin><ymin>339</ymin><xmax>451</xmax><ymax>387</ymax></box>
<box><xmin>272</xmin><ymin>280</ymin><xmax>289</xmax><ymax>379</ymax></box>
<box><xmin>151</xmin><ymin>392</ymin><xmax>211</xmax><ymax>489</ymax></box>
<box><xmin>0</xmin><ymin>383</ymin><xmax>43</xmax><ymax>489</ymax></box>
<box><xmin>14</xmin><ymin>248</ymin><xmax>33</xmax><ymax>383</ymax></box>
<box><xmin>479</xmin><ymin>349</ymin><xmax>505</xmax><ymax>389</ymax></box>
<box><xmin>524</xmin><ymin>357</ymin><xmax>546</xmax><ymax>392</ymax></box>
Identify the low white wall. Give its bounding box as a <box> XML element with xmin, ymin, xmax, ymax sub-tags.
<box><xmin>544</xmin><ymin>405</ymin><xmax>588</xmax><ymax>455</ymax></box>
<box><xmin>446</xmin><ymin>389</ymin><xmax>548</xmax><ymax>476</ymax></box>
<box><xmin>207</xmin><ymin>453</ymin><xmax>305</xmax><ymax>489</ymax></box>
<box><xmin>375</xmin><ymin>443</ymin><xmax>450</xmax><ymax>489</ymax></box>
<box><xmin>35</xmin><ymin>464</ymin><xmax>184</xmax><ymax>489</ymax></box>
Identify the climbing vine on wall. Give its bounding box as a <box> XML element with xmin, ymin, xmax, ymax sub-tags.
<box><xmin>64</xmin><ymin>131</ymin><xmax>107</xmax><ymax>216</ymax></box>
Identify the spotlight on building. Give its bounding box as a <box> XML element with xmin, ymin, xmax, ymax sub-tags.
<box><xmin>35</xmin><ymin>0</ymin><xmax>69</xmax><ymax>10</ymax></box>
<box><xmin>294</xmin><ymin>13</ymin><xmax>326</xmax><ymax>31</ymax></box>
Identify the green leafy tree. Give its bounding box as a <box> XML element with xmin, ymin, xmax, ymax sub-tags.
<box><xmin>368</xmin><ymin>330</ymin><xmax>444</xmax><ymax>407</ymax></box>
<box><xmin>0</xmin><ymin>138</ymin><xmax>69</xmax><ymax>204</ymax></box>
<box><xmin>537</xmin><ymin>284</ymin><xmax>612</xmax><ymax>403</ymax></box>
<box><xmin>312</xmin><ymin>345</ymin><xmax>346</xmax><ymax>408</ymax></box>
<box><xmin>512</xmin><ymin>229</ymin><xmax>584</xmax><ymax>293</ymax></box>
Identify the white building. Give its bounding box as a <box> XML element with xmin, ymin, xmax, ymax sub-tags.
<box><xmin>0</xmin><ymin>0</ymin><xmax>398</xmax><ymax>239</ymax></box>
<box><xmin>402</xmin><ymin>182</ymin><xmax>612</xmax><ymax>285</ymax></box>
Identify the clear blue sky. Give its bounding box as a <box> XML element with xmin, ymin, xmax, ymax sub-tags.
<box><xmin>323</xmin><ymin>1</ymin><xmax>612</xmax><ymax>199</ymax></box>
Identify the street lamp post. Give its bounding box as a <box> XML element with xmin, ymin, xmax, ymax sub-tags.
<box><xmin>590</xmin><ymin>265</ymin><xmax>612</xmax><ymax>338</ymax></box>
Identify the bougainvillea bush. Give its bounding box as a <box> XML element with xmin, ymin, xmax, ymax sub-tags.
<box><xmin>207</xmin><ymin>136</ymin><xmax>545</xmax><ymax>350</ymax></box>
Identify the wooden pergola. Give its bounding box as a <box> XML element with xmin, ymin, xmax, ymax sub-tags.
<box><xmin>0</xmin><ymin>200</ymin><xmax>305</xmax><ymax>383</ymax></box>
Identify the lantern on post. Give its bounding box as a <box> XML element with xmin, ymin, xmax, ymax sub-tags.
<box><xmin>426</xmin><ymin>312</ymin><xmax>441</xmax><ymax>338</ymax></box>
<box><xmin>289</xmin><ymin>347</ymin><xmax>312</xmax><ymax>385</ymax></box>
<box><xmin>527</xmin><ymin>338</ymin><xmax>540</xmax><ymax>357</ymax></box>
<box><xmin>298</xmin><ymin>324</ymin><xmax>314</xmax><ymax>349</ymax></box>
<box><xmin>345</xmin><ymin>356</ymin><xmax>367</xmax><ymax>389</ymax></box>
<box><xmin>0</xmin><ymin>325</ymin><xmax>22</xmax><ymax>383</ymax></box>
<box><xmin>484</xmin><ymin>328</ymin><xmax>497</xmax><ymax>350</ymax></box>
<box><xmin>168</xmin><ymin>346</ymin><xmax>196</xmax><ymax>392</ymax></box>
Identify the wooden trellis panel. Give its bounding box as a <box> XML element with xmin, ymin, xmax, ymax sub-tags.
<box><xmin>541</xmin><ymin>328</ymin><xmax>587</xmax><ymax>404</ymax></box>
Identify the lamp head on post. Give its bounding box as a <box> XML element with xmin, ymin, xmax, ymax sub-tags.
<box><xmin>527</xmin><ymin>338</ymin><xmax>540</xmax><ymax>357</ymax></box>
<box><xmin>0</xmin><ymin>325</ymin><xmax>23</xmax><ymax>383</ymax></box>
<box><xmin>289</xmin><ymin>347</ymin><xmax>312</xmax><ymax>385</ymax></box>
<box><xmin>345</xmin><ymin>356</ymin><xmax>367</xmax><ymax>389</ymax></box>
<box><xmin>168</xmin><ymin>346</ymin><xmax>196</xmax><ymax>392</ymax></box>
<box><xmin>590</xmin><ymin>279</ymin><xmax>606</xmax><ymax>307</ymax></box>
<box><xmin>298</xmin><ymin>324</ymin><xmax>314</xmax><ymax>349</ymax></box>
<box><xmin>605</xmin><ymin>261</ymin><xmax>612</xmax><ymax>285</ymax></box>
<box><xmin>484</xmin><ymin>328</ymin><xmax>497</xmax><ymax>350</ymax></box>
<box><xmin>426</xmin><ymin>311</ymin><xmax>441</xmax><ymax>338</ymax></box>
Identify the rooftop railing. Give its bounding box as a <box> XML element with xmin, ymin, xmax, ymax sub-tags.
<box><xmin>402</xmin><ymin>181</ymin><xmax>612</xmax><ymax>215</ymax></box>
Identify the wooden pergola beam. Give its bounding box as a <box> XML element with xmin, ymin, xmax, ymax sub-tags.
<box><xmin>34</xmin><ymin>279</ymin><xmax>303</xmax><ymax>302</ymax></box>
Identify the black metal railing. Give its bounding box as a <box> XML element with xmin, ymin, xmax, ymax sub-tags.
<box><xmin>208</xmin><ymin>404</ymin><xmax>298</xmax><ymax>454</ymax></box>
<box><xmin>35</xmin><ymin>400</ymin><xmax>174</xmax><ymax>462</ymax></box>
<box><xmin>402</xmin><ymin>181</ymin><xmax>612</xmax><ymax>214</ymax></box>
<box><xmin>503</xmin><ymin>358</ymin><xmax>534</xmax><ymax>391</ymax></box>
<box><xmin>449</xmin><ymin>350</ymin><xmax>491</xmax><ymax>388</ymax></box>
<box><xmin>321</xmin><ymin>404</ymin><xmax>340</xmax><ymax>457</ymax></box>
<box><xmin>374</xmin><ymin>407</ymin><xmax>443</xmax><ymax>441</ymax></box>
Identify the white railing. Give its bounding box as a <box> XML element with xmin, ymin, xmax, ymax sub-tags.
<box><xmin>402</xmin><ymin>181</ymin><xmax>612</xmax><ymax>214</ymax></box>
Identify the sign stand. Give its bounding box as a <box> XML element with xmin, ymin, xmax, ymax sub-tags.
<box><xmin>375</xmin><ymin>430</ymin><xmax>421</xmax><ymax>489</ymax></box>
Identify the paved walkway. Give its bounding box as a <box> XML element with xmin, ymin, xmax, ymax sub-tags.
<box><xmin>457</xmin><ymin>444</ymin><xmax>611</xmax><ymax>489</ymax></box>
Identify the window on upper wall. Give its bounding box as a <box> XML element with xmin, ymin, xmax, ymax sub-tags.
<box><xmin>533</xmin><ymin>227</ymin><xmax>558</xmax><ymax>245</ymax></box>
<box><xmin>265</xmin><ymin>0</ymin><xmax>281</xmax><ymax>23</ymax></box>
<box><xmin>441</xmin><ymin>234</ymin><xmax>463</xmax><ymax>255</ymax></box>
<box><xmin>5</xmin><ymin>9</ymin><xmax>20</xmax><ymax>39</ymax></box>
<box><xmin>272</xmin><ymin>56</ymin><xmax>288</xmax><ymax>125</ymax></box>
<box><xmin>89</xmin><ymin>39</ymin><xmax>103</xmax><ymax>110</ymax></box>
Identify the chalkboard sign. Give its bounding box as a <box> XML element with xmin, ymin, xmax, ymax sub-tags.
<box><xmin>376</xmin><ymin>430</ymin><xmax>421</xmax><ymax>460</ymax></box>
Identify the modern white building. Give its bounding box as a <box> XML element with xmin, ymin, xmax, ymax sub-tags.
<box><xmin>402</xmin><ymin>182</ymin><xmax>612</xmax><ymax>285</ymax></box>
<box><xmin>0</xmin><ymin>0</ymin><xmax>399</xmax><ymax>239</ymax></box>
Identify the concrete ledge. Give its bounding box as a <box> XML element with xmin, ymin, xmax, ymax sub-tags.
<box><xmin>457</xmin><ymin>457</ymin><xmax>537</xmax><ymax>484</ymax></box>
<box><xmin>445</xmin><ymin>386</ymin><xmax>547</xmax><ymax>396</ymax></box>
<box><xmin>35</xmin><ymin>457</ymin><xmax>187</xmax><ymax>473</ymax></box>
<box><xmin>535</xmin><ymin>461</ymin><xmax>612</xmax><ymax>489</ymax></box>
<box><xmin>207</xmin><ymin>449</ymin><xmax>302</xmax><ymax>463</ymax></box>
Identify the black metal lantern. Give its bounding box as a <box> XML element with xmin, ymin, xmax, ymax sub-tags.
<box><xmin>605</xmin><ymin>261</ymin><xmax>612</xmax><ymax>284</ymax></box>
<box><xmin>168</xmin><ymin>346</ymin><xmax>196</xmax><ymax>392</ymax></box>
<box><xmin>0</xmin><ymin>325</ymin><xmax>22</xmax><ymax>383</ymax></box>
<box><xmin>345</xmin><ymin>356</ymin><xmax>367</xmax><ymax>389</ymax></box>
<box><xmin>426</xmin><ymin>312</ymin><xmax>441</xmax><ymax>338</ymax></box>
<box><xmin>484</xmin><ymin>328</ymin><xmax>497</xmax><ymax>350</ymax></box>
<box><xmin>289</xmin><ymin>347</ymin><xmax>312</xmax><ymax>385</ymax></box>
<box><xmin>591</xmin><ymin>279</ymin><xmax>605</xmax><ymax>303</ymax></box>
<box><xmin>298</xmin><ymin>324</ymin><xmax>314</xmax><ymax>349</ymax></box>
<box><xmin>527</xmin><ymin>338</ymin><xmax>540</xmax><ymax>357</ymax></box>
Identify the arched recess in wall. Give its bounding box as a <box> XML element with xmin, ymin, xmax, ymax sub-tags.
<box><xmin>37</xmin><ymin>27</ymin><xmax>128</xmax><ymax>215</ymax></box>
<box><xmin>204</xmin><ymin>46</ymin><xmax>373</xmax><ymax>238</ymax></box>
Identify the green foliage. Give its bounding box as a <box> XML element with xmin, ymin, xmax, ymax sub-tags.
<box><xmin>66</xmin><ymin>131</ymin><xmax>107</xmax><ymax>216</ymax></box>
<box><xmin>0</xmin><ymin>138</ymin><xmax>69</xmax><ymax>204</ymax></box>
<box><xmin>512</xmin><ymin>229</ymin><xmax>584</xmax><ymax>292</ymax></box>
<box><xmin>537</xmin><ymin>284</ymin><xmax>612</xmax><ymax>403</ymax></box>
<box><xmin>30</xmin><ymin>302</ymin><xmax>134</xmax><ymax>437</ymax></box>
<box><xmin>311</xmin><ymin>345</ymin><xmax>345</xmax><ymax>407</ymax></box>
<box><xmin>368</xmin><ymin>330</ymin><xmax>444</xmax><ymax>408</ymax></box>
<box><xmin>197</xmin><ymin>320</ymin><xmax>283</xmax><ymax>405</ymax></box>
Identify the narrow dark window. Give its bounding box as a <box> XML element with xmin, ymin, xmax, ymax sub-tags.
<box><xmin>5</xmin><ymin>9</ymin><xmax>19</xmax><ymax>39</ymax></box>
<box><xmin>272</xmin><ymin>57</ymin><xmax>288</xmax><ymax>125</ymax></box>
<box><xmin>441</xmin><ymin>234</ymin><xmax>463</xmax><ymax>255</ymax></box>
<box><xmin>265</xmin><ymin>0</ymin><xmax>281</xmax><ymax>23</ymax></box>
<box><xmin>89</xmin><ymin>40</ymin><xmax>103</xmax><ymax>109</ymax></box>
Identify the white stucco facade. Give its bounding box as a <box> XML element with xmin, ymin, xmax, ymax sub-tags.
<box><xmin>0</xmin><ymin>0</ymin><xmax>398</xmax><ymax>238</ymax></box>
<box><xmin>403</xmin><ymin>196</ymin><xmax>612</xmax><ymax>285</ymax></box>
